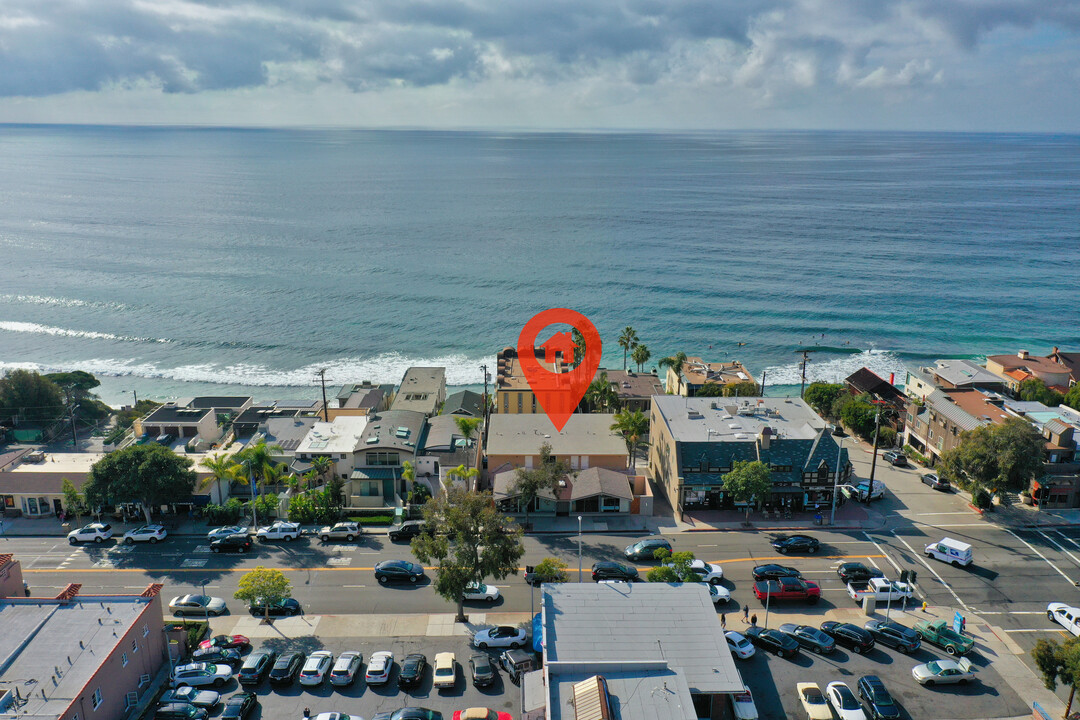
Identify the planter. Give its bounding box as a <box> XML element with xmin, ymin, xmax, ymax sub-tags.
<box><xmin>1020</xmin><ymin>493</ymin><xmax>1034</xmax><ymax>506</ymax></box>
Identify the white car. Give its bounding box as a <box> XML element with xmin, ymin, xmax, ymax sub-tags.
<box><xmin>725</xmin><ymin>631</ymin><xmax>755</xmax><ymax>660</ymax></box>
<box><xmin>311</xmin><ymin>714</ymin><xmax>357</xmax><ymax>720</ymax></box>
<box><xmin>329</xmin><ymin>651</ymin><xmax>363</xmax><ymax>686</ymax></box>
<box><xmin>159</xmin><ymin>687</ymin><xmax>220</xmax><ymax>708</ymax></box>
<box><xmin>123</xmin><ymin>524</ymin><xmax>167</xmax><ymax>544</ymax></box>
<box><xmin>298</xmin><ymin>650</ymin><xmax>334</xmax><ymax>686</ymax></box>
<box><xmin>690</xmin><ymin>559</ymin><xmax>724</xmax><ymax>584</ymax></box>
<box><xmin>433</xmin><ymin>651</ymin><xmax>456</xmax><ymax>688</ymax></box>
<box><xmin>463</xmin><ymin>582</ymin><xmax>501</xmax><ymax>603</ymax></box>
<box><xmin>472</xmin><ymin>626</ymin><xmax>528</xmax><ymax>649</ymax></box>
<box><xmin>708</xmin><ymin>584</ymin><xmax>731</xmax><ymax>604</ymax></box>
<box><xmin>731</xmin><ymin>685</ymin><xmax>758</xmax><ymax>720</ymax></box>
<box><xmin>207</xmin><ymin>525</ymin><xmax>247</xmax><ymax>541</ymax></box>
<box><xmin>67</xmin><ymin>522</ymin><xmax>113</xmax><ymax>544</ymax></box>
<box><xmin>171</xmin><ymin>662</ymin><xmax>233</xmax><ymax>688</ymax></box>
<box><xmin>169</xmin><ymin>594</ymin><xmax>228</xmax><ymax>616</ymax></box>
<box><xmin>826</xmin><ymin>682</ymin><xmax>867</xmax><ymax>720</ymax></box>
<box><xmin>319</xmin><ymin>522</ymin><xmax>362</xmax><ymax>542</ymax></box>
<box><xmin>365</xmin><ymin>650</ymin><xmax>393</xmax><ymax>685</ymax></box>
<box><xmin>257</xmin><ymin>521</ymin><xmax>302</xmax><ymax>541</ymax></box>
<box><xmin>1048</xmin><ymin>603</ymin><xmax>1080</xmax><ymax>637</ymax></box>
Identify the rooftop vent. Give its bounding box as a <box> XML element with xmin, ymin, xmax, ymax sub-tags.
<box><xmin>687</xmin><ymin>409</ymin><xmax>704</xmax><ymax>420</ymax></box>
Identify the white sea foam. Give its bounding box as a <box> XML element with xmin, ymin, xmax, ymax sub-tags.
<box><xmin>0</xmin><ymin>321</ymin><xmax>170</xmax><ymax>344</ymax></box>
<box><xmin>762</xmin><ymin>349</ymin><xmax>909</xmax><ymax>387</ymax></box>
<box><xmin>0</xmin><ymin>294</ymin><xmax>131</xmax><ymax>311</ymax></box>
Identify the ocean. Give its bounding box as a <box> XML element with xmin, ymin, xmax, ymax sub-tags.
<box><xmin>1</xmin><ymin>126</ymin><xmax>1078</xmax><ymax>407</ymax></box>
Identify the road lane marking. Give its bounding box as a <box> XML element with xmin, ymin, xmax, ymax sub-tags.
<box><xmin>1003</xmin><ymin>629</ymin><xmax>1062</xmax><ymax>633</ymax></box>
<box><xmin>890</xmin><ymin>531</ymin><xmax>963</xmax><ymax>609</ymax></box>
<box><xmin>1038</xmin><ymin>531</ymin><xmax>1080</xmax><ymax>568</ymax></box>
<box><xmin>973</xmin><ymin>611</ymin><xmax>1047</xmax><ymax>615</ymax></box>
<box><xmin>1004</xmin><ymin>528</ymin><xmax>1075</xmax><ymax>585</ymax></box>
<box><xmin>697</xmin><ymin>544</ymin><xmax>718</xmax><ymax>547</ymax></box>
<box><xmin>861</xmin><ymin>533</ymin><xmax>904</xmax><ymax>575</ymax></box>
<box><xmin>1054</xmin><ymin>531</ymin><xmax>1080</xmax><ymax>551</ymax></box>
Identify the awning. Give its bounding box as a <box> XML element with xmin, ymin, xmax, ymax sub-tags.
<box><xmin>770</xmin><ymin>486</ymin><xmax>805</xmax><ymax>494</ymax></box>
<box><xmin>350</xmin><ymin>468</ymin><xmax>399</xmax><ymax>480</ymax></box>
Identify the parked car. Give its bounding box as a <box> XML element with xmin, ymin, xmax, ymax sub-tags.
<box><xmin>499</xmin><ymin>649</ymin><xmax>536</xmax><ymax>684</ymax></box>
<box><xmin>237</xmin><ymin>650</ymin><xmax>277</xmax><ymax>686</ymax></box>
<box><xmin>820</xmin><ymin>621</ymin><xmax>876</xmax><ymax>654</ymax></box>
<box><xmin>299</xmin><ymin>650</ymin><xmax>334</xmax><ymax>686</ymax></box>
<box><xmin>330</xmin><ymin>651</ymin><xmax>363</xmax><ymax>686</ymax></box>
<box><xmin>199</xmin><ymin>634</ymin><xmax>250</xmax><ymax>651</ymax></box>
<box><xmin>159</xmin><ymin>688</ymin><xmax>219</xmax><ymax>709</ymax></box>
<box><xmin>248</xmin><ymin>597</ymin><xmax>302</xmax><ymax>617</ymax></box>
<box><xmin>709</xmin><ymin>584</ymin><xmax>731</xmax><ymax>604</ymax></box>
<box><xmin>753</xmin><ymin>577</ymin><xmax>821</xmax><ymax>604</ymax></box>
<box><xmin>319</xmin><ymin>521</ymin><xmax>362</xmax><ymax>541</ymax></box>
<box><xmin>882</xmin><ymin>450</ymin><xmax>908</xmax><ymax>466</ymax></box>
<box><xmin>743</xmin><ymin>626</ymin><xmax>800</xmax><ymax>659</ymax></box>
<box><xmin>463</xmin><ymin>582</ymin><xmax>500</xmax><ymax>603</ymax></box>
<box><xmin>1048</xmin><ymin>603</ymin><xmax>1080</xmax><ymax>637</ymax></box>
<box><xmin>372</xmin><ymin>709</ymin><xmax>443</xmax><ymax>720</ymax></box>
<box><xmin>452</xmin><ymin>710</ymin><xmax>511</xmax><ymax>720</ymax></box>
<box><xmin>190</xmin><ymin>647</ymin><xmax>241</xmax><ymax>668</ymax></box>
<box><xmin>155</xmin><ymin>703</ymin><xmax>207</xmax><ymax>720</ymax></box>
<box><xmin>171</xmin><ymin>663</ymin><xmax>232</xmax><ymax>689</ymax></box>
<box><xmin>473</xmin><ymin>626</ymin><xmax>528</xmax><ymax>649</ymax></box>
<box><xmin>797</xmin><ymin>683</ymin><xmax>833</xmax><ymax>720</ymax></box>
<box><xmin>375</xmin><ymin>559</ymin><xmax>427</xmax><ymax>584</ymax></box>
<box><xmin>399</xmin><ymin>653</ymin><xmax>428</xmax><ymax>688</ymax></box>
<box><xmin>207</xmin><ymin>525</ymin><xmax>247</xmax><ymax>541</ymax></box>
<box><xmin>388</xmin><ymin>520</ymin><xmax>430</xmax><ymax>542</ymax></box>
<box><xmin>777</xmin><ymin>623</ymin><xmax>835</xmax><ymax>654</ymax></box>
<box><xmin>433</xmin><ymin>652</ymin><xmax>457</xmax><ymax>689</ymax></box>
<box><xmin>123</xmin><ymin>524</ymin><xmax>168</xmax><ymax>544</ymax></box>
<box><xmin>863</xmin><ymin>620</ymin><xmax>920</xmax><ymax>653</ymax></box>
<box><xmin>913</xmin><ymin>618</ymin><xmax>975</xmax><ymax>656</ymax></box>
<box><xmin>826</xmin><ymin>682</ymin><xmax>867</xmax><ymax>720</ymax></box>
<box><xmin>268</xmin><ymin>651</ymin><xmax>305</xmax><ymax>685</ymax></box>
<box><xmin>836</xmin><ymin>562</ymin><xmax>884</xmax><ymax>585</ymax></box>
<box><xmin>469</xmin><ymin>654</ymin><xmax>497</xmax><ymax>687</ymax></box>
<box><xmin>210</xmin><ymin>534</ymin><xmax>252</xmax><ymax>553</ymax></box>
<box><xmin>731</xmin><ymin>685</ymin><xmax>759</xmax><ymax>720</ymax></box>
<box><xmin>751</xmin><ymin>564</ymin><xmax>801</xmax><ymax>582</ymax></box>
<box><xmin>67</xmin><ymin>522</ymin><xmax>113</xmax><ymax>544</ymax></box>
<box><xmin>365</xmin><ymin>650</ymin><xmax>394</xmax><ymax>685</ymax></box>
<box><xmin>591</xmin><ymin>561</ymin><xmax>639</xmax><ymax>582</ymax></box>
<box><xmin>922</xmin><ymin>473</ymin><xmax>950</xmax><ymax>491</ymax></box>
<box><xmin>219</xmin><ymin>693</ymin><xmax>257</xmax><ymax>720</ymax></box>
<box><xmin>772</xmin><ymin>534</ymin><xmax>820</xmax><ymax>554</ymax></box>
<box><xmin>169</xmin><ymin>594</ymin><xmax>227</xmax><ymax>617</ymax></box>
<box><xmin>256</xmin><ymin>521</ymin><xmax>301</xmax><ymax>542</ymax></box>
<box><xmin>857</xmin><ymin>675</ymin><xmax>901</xmax><ymax>720</ymax></box>
<box><xmin>688</xmin><ymin>559</ymin><xmax>724</xmax><ymax>584</ymax></box>
<box><xmin>624</xmin><ymin>537</ymin><xmax>671</xmax><ymax>561</ymax></box>
<box><xmin>725</xmin><ymin>631</ymin><xmax>756</xmax><ymax>660</ymax></box>
<box><xmin>912</xmin><ymin>658</ymin><xmax>977</xmax><ymax>686</ymax></box>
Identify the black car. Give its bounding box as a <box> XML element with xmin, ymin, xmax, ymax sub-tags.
<box><xmin>155</xmin><ymin>703</ymin><xmax>207</xmax><ymax>720</ymax></box>
<box><xmin>751</xmin><ymin>564</ymin><xmax>802</xmax><ymax>582</ymax></box>
<box><xmin>922</xmin><ymin>473</ymin><xmax>951</xmax><ymax>491</ymax></box>
<box><xmin>882</xmin><ymin>450</ymin><xmax>908</xmax><ymax>467</ymax></box>
<box><xmin>375</xmin><ymin>559</ymin><xmax>426</xmax><ymax>585</ymax></box>
<box><xmin>591</xmin><ymin>561</ymin><xmax>639</xmax><ymax>582</ymax></box>
<box><xmin>398</xmin><ymin>653</ymin><xmax>428</xmax><ymax>688</ymax></box>
<box><xmin>469</xmin><ymin>653</ymin><xmax>496</xmax><ymax>687</ymax></box>
<box><xmin>836</xmin><ymin>562</ymin><xmax>885</xmax><ymax>585</ymax></box>
<box><xmin>237</xmin><ymin>650</ymin><xmax>277</xmax><ymax>685</ymax></box>
<box><xmin>863</xmin><ymin>620</ymin><xmax>920</xmax><ymax>653</ymax></box>
<box><xmin>190</xmin><ymin>647</ymin><xmax>242</xmax><ymax>667</ymax></box>
<box><xmin>820</xmin><ymin>621</ymin><xmax>876</xmax><ymax>654</ymax></box>
<box><xmin>220</xmin><ymin>693</ymin><xmax>257</xmax><ymax>720</ymax></box>
<box><xmin>772</xmin><ymin>535</ymin><xmax>821</xmax><ymax>554</ymax></box>
<box><xmin>744</xmin><ymin>626</ymin><xmax>800</xmax><ymax>659</ymax></box>
<box><xmin>248</xmin><ymin>598</ymin><xmax>302</xmax><ymax>617</ymax></box>
<box><xmin>210</xmin><ymin>534</ymin><xmax>252</xmax><ymax>553</ymax></box>
<box><xmin>777</xmin><ymin>623</ymin><xmax>835</xmax><ymax>654</ymax></box>
<box><xmin>268</xmin><ymin>651</ymin><xmax>306</xmax><ymax>685</ymax></box>
<box><xmin>372</xmin><ymin>709</ymin><xmax>443</xmax><ymax>720</ymax></box>
<box><xmin>857</xmin><ymin>675</ymin><xmax>901</xmax><ymax>719</ymax></box>
<box><xmin>388</xmin><ymin>520</ymin><xmax>430</xmax><ymax>542</ymax></box>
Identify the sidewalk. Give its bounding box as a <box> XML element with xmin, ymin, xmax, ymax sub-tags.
<box><xmin>676</xmin><ymin>502</ymin><xmax>887</xmax><ymax>533</ymax></box>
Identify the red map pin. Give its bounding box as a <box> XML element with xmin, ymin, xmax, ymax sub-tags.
<box><xmin>517</xmin><ymin>308</ymin><xmax>603</xmax><ymax>432</ymax></box>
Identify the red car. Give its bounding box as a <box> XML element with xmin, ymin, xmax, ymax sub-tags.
<box><xmin>452</xmin><ymin>710</ymin><xmax>513</xmax><ymax>720</ymax></box>
<box><xmin>753</xmin><ymin>577</ymin><xmax>821</xmax><ymax>604</ymax></box>
<box><xmin>199</xmin><ymin>634</ymin><xmax>251</xmax><ymax>651</ymax></box>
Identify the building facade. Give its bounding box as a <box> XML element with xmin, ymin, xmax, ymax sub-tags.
<box><xmin>486</xmin><ymin>413</ymin><xmax>627</xmax><ymax>473</ymax></box>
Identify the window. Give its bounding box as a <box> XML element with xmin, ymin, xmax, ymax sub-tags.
<box><xmin>531</xmin><ymin>397</ymin><xmax>537</xmax><ymax>412</ymax></box>
<box><xmin>131</xmin><ymin>639</ymin><xmax>138</xmax><ymax>653</ymax></box>
<box><xmin>366</xmin><ymin>452</ymin><xmax>400</xmax><ymax>466</ymax></box>
<box><xmin>138</xmin><ymin>674</ymin><xmax>151</xmax><ymax>689</ymax></box>
<box><xmin>121</xmin><ymin>652</ymin><xmax>128</xmax><ymax>667</ymax></box>
<box><xmin>92</xmin><ymin>689</ymin><xmax>103</xmax><ymax>710</ymax></box>
<box><xmin>73</xmin><ymin>715</ymin><xmax>80</xmax><ymax>720</ymax></box>
<box><xmin>358</xmin><ymin>480</ymin><xmax>380</xmax><ymax>497</ymax></box>
<box><xmin>517</xmin><ymin>394</ymin><xmax>523</xmax><ymax>412</ymax></box>
<box><xmin>124</xmin><ymin>692</ymin><xmax>138</xmax><ymax>710</ymax></box>
<box><xmin>503</xmin><ymin>395</ymin><xmax>509</xmax><ymax>412</ymax></box>
<box><xmin>602</xmin><ymin>497</ymin><xmax>622</xmax><ymax>512</ymax></box>
<box><xmin>142</xmin><ymin>624</ymin><xmax>149</xmax><ymax>637</ymax></box>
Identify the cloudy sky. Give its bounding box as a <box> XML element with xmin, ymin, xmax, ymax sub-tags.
<box><xmin>1</xmin><ymin>0</ymin><xmax>1078</xmax><ymax>130</ymax></box>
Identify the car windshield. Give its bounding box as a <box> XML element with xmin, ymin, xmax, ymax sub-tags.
<box><xmin>803</xmin><ymin>688</ymin><xmax>826</xmax><ymax>704</ymax></box>
<box><xmin>836</xmin><ymin>687</ymin><xmax>859</xmax><ymax>709</ymax></box>
<box><xmin>926</xmin><ymin>661</ymin><xmax>941</xmax><ymax>673</ymax></box>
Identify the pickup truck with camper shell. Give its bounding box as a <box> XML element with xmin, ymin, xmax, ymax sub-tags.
<box><xmin>847</xmin><ymin>577</ymin><xmax>914</xmax><ymax>604</ymax></box>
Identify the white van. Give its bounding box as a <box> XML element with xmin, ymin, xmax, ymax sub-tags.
<box><xmin>924</xmin><ymin>538</ymin><xmax>973</xmax><ymax>567</ymax></box>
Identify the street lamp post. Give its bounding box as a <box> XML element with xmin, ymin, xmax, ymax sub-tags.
<box><xmin>830</xmin><ymin>436</ymin><xmax>845</xmax><ymax>526</ymax></box>
<box><xmin>577</xmin><ymin>516</ymin><xmax>583</xmax><ymax>583</ymax></box>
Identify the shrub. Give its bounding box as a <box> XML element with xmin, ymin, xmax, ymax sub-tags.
<box><xmin>288</xmin><ymin>494</ymin><xmax>317</xmax><ymax>524</ymax></box>
<box><xmin>878</xmin><ymin>428</ymin><xmax>897</xmax><ymax>448</ymax></box>
<box><xmin>349</xmin><ymin>515</ymin><xmax>396</xmax><ymax>526</ymax></box>
<box><xmin>903</xmin><ymin>445</ymin><xmax>931</xmax><ymax>466</ymax></box>
<box><xmin>972</xmin><ymin>488</ymin><xmax>992</xmax><ymax>510</ymax></box>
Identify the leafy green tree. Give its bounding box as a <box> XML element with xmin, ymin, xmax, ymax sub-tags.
<box><xmin>84</xmin><ymin>444</ymin><xmax>197</xmax><ymax>524</ymax></box>
<box><xmin>531</xmin><ymin>557</ymin><xmax>569</xmax><ymax>584</ymax></box>
<box><xmin>287</xmin><ymin>493</ymin><xmax>316</xmax><ymax>523</ymax></box>
<box><xmin>722</xmin><ymin>381</ymin><xmax>761</xmax><ymax>397</ymax></box>
<box><xmin>412</xmin><ymin>487</ymin><xmax>525</xmax><ymax>622</ymax></box>
<box><xmin>618</xmin><ymin>326</ymin><xmax>639</xmax><ymax>371</ymax></box>
<box><xmin>115</xmin><ymin>399</ymin><xmax>162</xmax><ymax>431</ymax></box>
<box><xmin>631</xmin><ymin>343</ymin><xmax>651</xmax><ymax>373</ymax></box>
<box><xmin>610</xmin><ymin>410</ymin><xmax>649</xmax><ymax>468</ymax></box>
<box><xmin>61</xmin><ymin>477</ymin><xmax>87</xmax><ymax>524</ymax></box>
<box><xmin>659</xmin><ymin>352</ymin><xmax>688</xmax><ymax>394</ymax></box>
<box><xmin>939</xmin><ymin>417</ymin><xmax>1046</xmax><ymax>496</ymax></box>
<box><xmin>722</xmin><ymin>460</ymin><xmax>773</xmax><ymax>522</ymax></box>
<box><xmin>1032</xmin><ymin>635</ymin><xmax>1080</xmax><ymax>718</ymax></box>
<box><xmin>0</xmin><ymin>369</ymin><xmax>65</xmax><ymax>424</ymax></box>
<box><xmin>804</xmin><ymin>382</ymin><xmax>847</xmax><ymax>418</ymax></box>
<box><xmin>1019</xmin><ymin>377</ymin><xmax>1065</xmax><ymax>407</ymax></box>
<box><xmin>647</xmin><ymin>548</ymin><xmax>701</xmax><ymax>582</ymax></box>
<box><xmin>696</xmin><ymin>383</ymin><xmax>724</xmax><ymax>397</ymax></box>
<box><xmin>44</xmin><ymin>371</ymin><xmax>110</xmax><ymax>420</ymax></box>
<box><xmin>510</xmin><ymin>443</ymin><xmax>568</xmax><ymax>530</ymax></box>
<box><xmin>234</xmin><ymin>566</ymin><xmax>293</xmax><ymax>621</ymax></box>
<box><xmin>836</xmin><ymin>395</ymin><xmax>877</xmax><ymax>439</ymax></box>
<box><xmin>1065</xmin><ymin>384</ymin><xmax>1080</xmax><ymax>412</ymax></box>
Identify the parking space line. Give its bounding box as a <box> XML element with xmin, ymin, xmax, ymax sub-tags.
<box><xmin>1005</xmin><ymin>528</ymin><xmax>1075</xmax><ymax>585</ymax></box>
<box><xmin>1003</xmin><ymin>629</ymin><xmax>1062</xmax><ymax>633</ymax></box>
<box><xmin>1039</xmin><ymin>531</ymin><xmax>1080</xmax><ymax>568</ymax></box>
<box><xmin>861</xmin><ymin>533</ymin><xmax>903</xmax><ymax>575</ymax></box>
<box><xmin>890</xmin><ymin>531</ymin><xmax>963</xmax><ymax>609</ymax></box>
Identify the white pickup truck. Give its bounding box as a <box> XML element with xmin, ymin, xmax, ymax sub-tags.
<box><xmin>847</xmin><ymin>577</ymin><xmax>914</xmax><ymax>604</ymax></box>
<box><xmin>255</xmin><ymin>521</ymin><xmax>302</xmax><ymax>541</ymax></box>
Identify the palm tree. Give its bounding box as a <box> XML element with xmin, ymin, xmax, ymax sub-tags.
<box><xmin>611</xmin><ymin>410</ymin><xmax>649</xmax><ymax>468</ymax></box>
<box><xmin>632</xmin><ymin>344</ymin><xmax>651</xmax><ymax>373</ymax></box>
<box><xmin>446</xmin><ymin>463</ymin><xmax>480</xmax><ymax>491</ymax></box>
<box><xmin>585</xmin><ymin>372</ymin><xmax>620</xmax><ymax>413</ymax></box>
<box><xmin>453</xmin><ymin>417</ymin><xmax>483</xmax><ymax>466</ymax></box>
<box><xmin>233</xmin><ymin>440</ymin><xmax>286</xmax><ymax>527</ymax></box>
<box><xmin>618</xmin><ymin>327</ymin><xmax>639</xmax><ymax>371</ymax></box>
<box><xmin>571</xmin><ymin>328</ymin><xmax>586</xmax><ymax>366</ymax></box>
<box><xmin>199</xmin><ymin>452</ymin><xmax>242</xmax><ymax>501</ymax></box>
<box><xmin>659</xmin><ymin>351</ymin><xmax>688</xmax><ymax>394</ymax></box>
<box><xmin>309</xmin><ymin>455</ymin><xmax>334</xmax><ymax>487</ymax></box>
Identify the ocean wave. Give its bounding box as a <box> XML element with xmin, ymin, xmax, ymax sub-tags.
<box><xmin>762</xmin><ymin>349</ymin><xmax>910</xmax><ymax>387</ymax></box>
<box><xmin>0</xmin><ymin>294</ymin><xmax>132</xmax><ymax>311</ymax></box>
<box><xmin>0</xmin><ymin>321</ymin><xmax>170</xmax><ymax>344</ymax></box>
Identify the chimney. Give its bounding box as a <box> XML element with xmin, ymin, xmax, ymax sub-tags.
<box><xmin>758</xmin><ymin>427</ymin><xmax>772</xmax><ymax>450</ymax></box>
<box><xmin>1018</xmin><ymin>350</ymin><xmax>1029</xmax><ymax>360</ymax></box>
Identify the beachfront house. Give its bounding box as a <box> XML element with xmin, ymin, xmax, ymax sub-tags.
<box><xmin>485</xmin><ymin>413</ymin><xmax>628</xmax><ymax>475</ymax></box>
<box><xmin>664</xmin><ymin>355</ymin><xmax>755</xmax><ymax>396</ymax></box>
<box><xmin>389</xmin><ymin>367</ymin><xmax>446</xmax><ymax>417</ymax></box>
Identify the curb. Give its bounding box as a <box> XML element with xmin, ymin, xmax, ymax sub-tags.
<box><xmin>682</xmin><ymin>524</ymin><xmax>864</xmax><ymax>533</ymax></box>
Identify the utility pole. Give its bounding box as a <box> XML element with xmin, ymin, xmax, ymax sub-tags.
<box><xmin>69</xmin><ymin>403</ymin><xmax>80</xmax><ymax>449</ymax></box>
<box><xmin>830</xmin><ymin>435</ymin><xmax>844</xmax><ymax>525</ymax></box>
<box><xmin>315</xmin><ymin>368</ymin><xmax>329</xmax><ymax>422</ymax></box>
<box><xmin>794</xmin><ymin>349</ymin><xmax>814</xmax><ymax>399</ymax></box>
<box><xmin>759</xmin><ymin>370</ymin><xmax>767</xmax><ymax>397</ymax></box>
<box><xmin>865</xmin><ymin>400</ymin><xmax>888</xmax><ymax>503</ymax></box>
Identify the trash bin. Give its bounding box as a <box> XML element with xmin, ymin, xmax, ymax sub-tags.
<box><xmin>814</xmin><ymin>514</ymin><xmax>823</xmax><ymax>526</ymax></box>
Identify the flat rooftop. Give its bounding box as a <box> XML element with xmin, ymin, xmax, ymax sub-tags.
<box><xmin>496</xmin><ymin>347</ymin><xmax>565</xmax><ymax>391</ymax></box>
<box><xmin>549</xmin><ymin>667</ymin><xmax>697</xmax><ymax>720</ymax></box>
<box><xmin>653</xmin><ymin>395</ymin><xmax>825</xmax><ymax>442</ymax></box>
<box><xmin>295</xmin><ymin>416</ymin><xmax>369</xmax><ymax>455</ymax></box>
<box><xmin>680</xmin><ymin>357</ymin><xmax>753</xmax><ymax>386</ymax></box>
<box><xmin>486</xmin><ymin>413</ymin><xmax>626</xmax><ymax>457</ymax></box>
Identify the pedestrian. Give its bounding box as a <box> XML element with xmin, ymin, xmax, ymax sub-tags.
<box><xmin>720</xmin><ymin>613</ymin><xmax>727</xmax><ymax>630</ymax></box>
<box><xmin>742</xmin><ymin>604</ymin><xmax>749</xmax><ymax>622</ymax></box>
<box><xmin>0</xmin><ymin>519</ymin><xmax>5</xmax><ymax>536</ymax></box>
<box><xmin>750</xmin><ymin>613</ymin><xmax>758</xmax><ymax>626</ymax></box>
